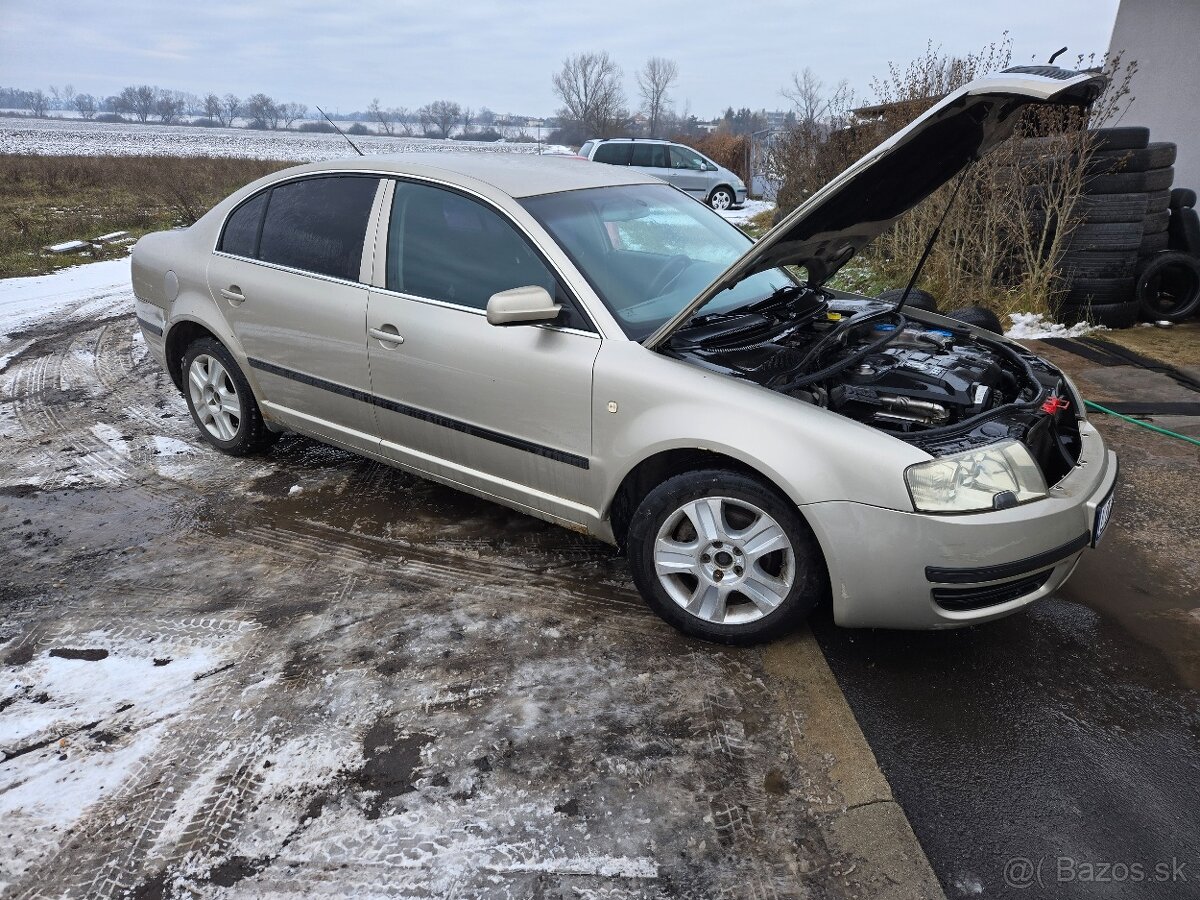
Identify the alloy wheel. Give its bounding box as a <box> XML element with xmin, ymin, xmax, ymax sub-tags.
<box><xmin>188</xmin><ymin>353</ymin><xmax>241</xmax><ymax>442</ymax></box>
<box><xmin>653</xmin><ymin>496</ymin><xmax>795</xmax><ymax>625</ymax></box>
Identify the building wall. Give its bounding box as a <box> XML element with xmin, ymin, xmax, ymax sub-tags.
<box><xmin>1107</xmin><ymin>0</ymin><xmax>1200</xmax><ymax>191</ymax></box>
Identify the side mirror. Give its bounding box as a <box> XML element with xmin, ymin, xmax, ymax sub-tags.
<box><xmin>486</xmin><ymin>285</ymin><xmax>561</xmax><ymax>326</ymax></box>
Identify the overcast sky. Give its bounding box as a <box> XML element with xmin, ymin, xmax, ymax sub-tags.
<box><xmin>0</xmin><ymin>0</ymin><xmax>1122</xmax><ymax>118</ymax></box>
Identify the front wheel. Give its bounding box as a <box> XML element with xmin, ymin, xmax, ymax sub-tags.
<box><xmin>627</xmin><ymin>470</ymin><xmax>826</xmax><ymax>643</ymax></box>
<box><xmin>182</xmin><ymin>338</ymin><xmax>277</xmax><ymax>455</ymax></box>
<box><xmin>708</xmin><ymin>187</ymin><xmax>735</xmax><ymax>211</ymax></box>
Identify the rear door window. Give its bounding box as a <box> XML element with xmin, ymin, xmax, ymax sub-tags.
<box><xmin>592</xmin><ymin>143</ymin><xmax>632</xmax><ymax>165</ymax></box>
<box><xmin>256</xmin><ymin>176</ymin><xmax>379</xmax><ymax>281</ymax></box>
<box><xmin>630</xmin><ymin>143</ymin><xmax>669</xmax><ymax>168</ymax></box>
<box><xmin>670</xmin><ymin>146</ymin><xmax>707</xmax><ymax>170</ymax></box>
<box><xmin>218</xmin><ymin>191</ymin><xmax>268</xmax><ymax>258</ymax></box>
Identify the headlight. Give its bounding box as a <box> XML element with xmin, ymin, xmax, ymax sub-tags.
<box><xmin>905</xmin><ymin>440</ymin><xmax>1047</xmax><ymax>513</ymax></box>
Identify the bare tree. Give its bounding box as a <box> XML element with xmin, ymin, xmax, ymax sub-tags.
<box><xmin>203</xmin><ymin>93</ymin><xmax>223</xmax><ymax>125</ymax></box>
<box><xmin>154</xmin><ymin>90</ymin><xmax>186</xmax><ymax>124</ymax></box>
<box><xmin>636</xmin><ymin>57</ymin><xmax>678</xmax><ymax>138</ymax></box>
<box><xmin>277</xmin><ymin>102</ymin><xmax>307</xmax><ymax>129</ymax></box>
<box><xmin>368</xmin><ymin>98</ymin><xmax>394</xmax><ymax>135</ymax></box>
<box><xmin>73</xmin><ymin>93</ymin><xmax>96</xmax><ymax>120</ymax></box>
<box><xmin>393</xmin><ymin>106</ymin><xmax>414</xmax><ymax>136</ymax></box>
<box><xmin>244</xmin><ymin>93</ymin><xmax>279</xmax><ymax>129</ymax></box>
<box><xmin>221</xmin><ymin>94</ymin><xmax>241</xmax><ymax>127</ymax></box>
<box><xmin>115</xmin><ymin>85</ymin><xmax>158</xmax><ymax>123</ymax></box>
<box><xmin>461</xmin><ymin>106</ymin><xmax>474</xmax><ymax>134</ymax></box>
<box><xmin>782</xmin><ymin>67</ymin><xmax>850</xmax><ymax>130</ymax></box>
<box><xmin>419</xmin><ymin>100</ymin><xmax>461</xmax><ymax>138</ymax></box>
<box><xmin>552</xmin><ymin>51</ymin><xmax>627</xmax><ymax>140</ymax></box>
<box><xmin>29</xmin><ymin>89</ymin><xmax>49</xmax><ymax>117</ymax></box>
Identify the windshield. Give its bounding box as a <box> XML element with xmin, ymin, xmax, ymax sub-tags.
<box><xmin>521</xmin><ymin>184</ymin><xmax>795</xmax><ymax>341</ymax></box>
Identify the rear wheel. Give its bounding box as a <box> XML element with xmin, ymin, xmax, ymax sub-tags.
<box><xmin>627</xmin><ymin>469</ymin><xmax>825</xmax><ymax>643</ymax></box>
<box><xmin>709</xmin><ymin>186</ymin><xmax>735</xmax><ymax>211</ymax></box>
<box><xmin>182</xmin><ymin>338</ymin><xmax>277</xmax><ymax>455</ymax></box>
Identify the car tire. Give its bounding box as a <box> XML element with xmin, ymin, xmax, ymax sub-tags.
<box><xmin>627</xmin><ymin>469</ymin><xmax>826</xmax><ymax>644</ymax></box>
<box><xmin>1090</xmin><ymin>142</ymin><xmax>1177</xmax><ymax>174</ymax></box>
<box><xmin>181</xmin><ymin>337</ymin><xmax>277</xmax><ymax>456</ymax></box>
<box><xmin>1089</xmin><ymin>126</ymin><xmax>1150</xmax><ymax>152</ymax></box>
<box><xmin>1072</xmin><ymin>192</ymin><xmax>1150</xmax><ymax>223</ymax></box>
<box><xmin>1168</xmin><ymin>206</ymin><xmax>1200</xmax><ymax>255</ymax></box>
<box><xmin>1147</xmin><ymin>189</ymin><xmax>1172</xmax><ymax>214</ymax></box>
<box><xmin>1169</xmin><ymin>187</ymin><xmax>1196</xmax><ymax>210</ymax></box>
<box><xmin>709</xmin><ymin>186</ymin><xmax>736</xmax><ymax>211</ymax></box>
<box><xmin>1139</xmin><ymin>230</ymin><xmax>1170</xmax><ymax>256</ymax></box>
<box><xmin>1143</xmin><ymin>210</ymin><xmax>1170</xmax><ymax>234</ymax></box>
<box><xmin>1063</xmin><ymin>277</ymin><xmax>1135</xmax><ymax>306</ymax></box>
<box><xmin>1063</xmin><ymin>221</ymin><xmax>1144</xmax><ymax>252</ymax></box>
<box><xmin>1059</xmin><ymin>250</ymin><xmax>1139</xmax><ymax>279</ymax></box>
<box><xmin>1135</xmin><ymin>251</ymin><xmax>1200</xmax><ymax>322</ymax></box>
<box><xmin>1060</xmin><ymin>300</ymin><xmax>1140</xmax><ymax>328</ymax></box>
<box><xmin>1087</xmin><ymin>167</ymin><xmax>1174</xmax><ymax>194</ymax></box>
<box><xmin>945</xmin><ymin>306</ymin><xmax>1004</xmax><ymax>334</ymax></box>
<box><xmin>876</xmin><ymin>287</ymin><xmax>939</xmax><ymax>312</ymax></box>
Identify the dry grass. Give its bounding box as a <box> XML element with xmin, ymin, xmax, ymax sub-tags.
<box><xmin>0</xmin><ymin>154</ymin><xmax>296</xmax><ymax>278</ymax></box>
<box><xmin>1095</xmin><ymin>322</ymin><xmax>1200</xmax><ymax>371</ymax></box>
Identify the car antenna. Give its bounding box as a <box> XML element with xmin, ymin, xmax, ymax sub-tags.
<box><xmin>1048</xmin><ymin>46</ymin><xmax>1068</xmax><ymax>65</ymax></box>
<box><xmin>315</xmin><ymin>105</ymin><xmax>364</xmax><ymax>157</ymax></box>
<box><xmin>893</xmin><ymin>166</ymin><xmax>970</xmax><ymax>316</ymax></box>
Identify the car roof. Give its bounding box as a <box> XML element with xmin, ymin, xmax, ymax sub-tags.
<box><xmin>591</xmin><ymin>138</ymin><xmax>672</xmax><ymax>145</ymax></box>
<box><xmin>266</xmin><ymin>152</ymin><xmax>660</xmax><ymax>199</ymax></box>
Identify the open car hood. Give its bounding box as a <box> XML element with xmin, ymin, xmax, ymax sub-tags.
<box><xmin>644</xmin><ymin>66</ymin><xmax>1107</xmax><ymax>349</ymax></box>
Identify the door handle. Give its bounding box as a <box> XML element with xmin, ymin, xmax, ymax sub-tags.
<box><xmin>220</xmin><ymin>286</ymin><xmax>245</xmax><ymax>303</ymax></box>
<box><xmin>368</xmin><ymin>325</ymin><xmax>404</xmax><ymax>345</ymax></box>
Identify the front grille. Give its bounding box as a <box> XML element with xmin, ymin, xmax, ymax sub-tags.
<box><xmin>932</xmin><ymin>569</ymin><xmax>1054</xmax><ymax>612</ymax></box>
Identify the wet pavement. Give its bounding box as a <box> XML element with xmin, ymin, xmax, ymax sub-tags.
<box><xmin>814</xmin><ymin>340</ymin><xmax>1200</xmax><ymax>899</ymax></box>
<box><xmin>0</xmin><ymin>280</ymin><xmax>940</xmax><ymax>898</ymax></box>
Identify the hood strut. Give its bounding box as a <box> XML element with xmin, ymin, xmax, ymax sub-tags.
<box><xmin>894</xmin><ymin>166</ymin><xmax>970</xmax><ymax>315</ymax></box>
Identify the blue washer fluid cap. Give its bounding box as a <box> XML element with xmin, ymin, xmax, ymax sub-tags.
<box><xmin>874</xmin><ymin>323</ymin><xmax>897</xmax><ymax>332</ymax></box>
<box><xmin>926</xmin><ymin>329</ymin><xmax>954</xmax><ymax>338</ymax></box>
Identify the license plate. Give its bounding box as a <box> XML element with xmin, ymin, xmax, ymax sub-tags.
<box><xmin>1093</xmin><ymin>487</ymin><xmax>1116</xmax><ymax>546</ymax></box>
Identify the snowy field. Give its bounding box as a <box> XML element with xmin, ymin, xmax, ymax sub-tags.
<box><xmin>0</xmin><ymin>116</ymin><xmax>573</xmax><ymax>161</ymax></box>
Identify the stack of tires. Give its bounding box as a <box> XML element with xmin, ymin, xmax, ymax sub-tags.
<box><xmin>1056</xmin><ymin>126</ymin><xmax>1175</xmax><ymax>328</ymax></box>
<box><xmin>1136</xmin><ymin>189</ymin><xmax>1200</xmax><ymax>322</ymax></box>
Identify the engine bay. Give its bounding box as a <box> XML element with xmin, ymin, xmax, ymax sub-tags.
<box><xmin>665</xmin><ymin>286</ymin><xmax>1083</xmax><ymax>482</ymax></box>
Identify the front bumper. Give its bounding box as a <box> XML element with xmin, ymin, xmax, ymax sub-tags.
<box><xmin>802</xmin><ymin>420</ymin><xmax>1117</xmax><ymax>629</ymax></box>
<box><xmin>735</xmin><ymin>187</ymin><xmax>747</xmax><ymax>205</ymax></box>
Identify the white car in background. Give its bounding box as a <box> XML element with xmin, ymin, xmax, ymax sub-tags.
<box><xmin>580</xmin><ymin>138</ymin><xmax>747</xmax><ymax>210</ymax></box>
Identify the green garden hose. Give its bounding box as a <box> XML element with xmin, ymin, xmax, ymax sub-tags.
<box><xmin>1084</xmin><ymin>400</ymin><xmax>1200</xmax><ymax>447</ymax></box>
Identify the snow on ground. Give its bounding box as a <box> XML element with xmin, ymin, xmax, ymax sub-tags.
<box><xmin>718</xmin><ymin>198</ymin><xmax>774</xmax><ymax>225</ymax></box>
<box><xmin>0</xmin><ymin>116</ymin><xmax>573</xmax><ymax>161</ymax></box>
<box><xmin>1004</xmin><ymin>312</ymin><xmax>1104</xmax><ymax>341</ymax></box>
<box><xmin>0</xmin><ymin>257</ymin><xmax>132</xmax><ymax>335</ymax></box>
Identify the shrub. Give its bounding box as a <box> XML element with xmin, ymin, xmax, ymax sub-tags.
<box><xmin>346</xmin><ymin>123</ymin><xmax>371</xmax><ymax>135</ymax></box>
<box><xmin>94</xmin><ymin>113</ymin><xmax>127</xmax><ymax>123</ymax></box>
<box><xmin>676</xmin><ymin>132</ymin><xmax>750</xmax><ymax>183</ymax></box>
<box><xmin>297</xmin><ymin>121</ymin><xmax>336</xmax><ymax>133</ymax></box>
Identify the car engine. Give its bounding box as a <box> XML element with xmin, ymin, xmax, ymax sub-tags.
<box><xmin>666</xmin><ymin>289</ymin><xmax>1082</xmax><ymax>481</ymax></box>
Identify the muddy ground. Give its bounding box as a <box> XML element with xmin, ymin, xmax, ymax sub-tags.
<box><xmin>0</xmin><ymin>282</ymin><xmax>936</xmax><ymax>897</ymax></box>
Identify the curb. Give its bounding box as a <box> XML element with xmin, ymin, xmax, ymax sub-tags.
<box><xmin>762</xmin><ymin>630</ymin><xmax>946</xmax><ymax>899</ymax></box>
